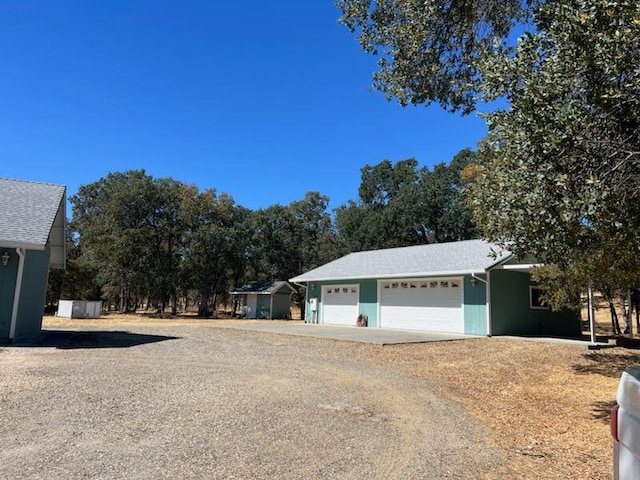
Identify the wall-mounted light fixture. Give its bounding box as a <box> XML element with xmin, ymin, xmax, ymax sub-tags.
<box><xmin>1</xmin><ymin>252</ymin><xmax>10</xmax><ymax>266</ymax></box>
<box><xmin>470</xmin><ymin>276</ymin><xmax>477</xmax><ymax>288</ymax></box>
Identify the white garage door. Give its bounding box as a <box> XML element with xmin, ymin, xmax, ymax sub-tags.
<box><xmin>380</xmin><ymin>278</ymin><xmax>463</xmax><ymax>333</ymax></box>
<box><xmin>322</xmin><ymin>285</ymin><xmax>359</xmax><ymax>326</ymax></box>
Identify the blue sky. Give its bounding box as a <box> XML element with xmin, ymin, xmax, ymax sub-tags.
<box><xmin>0</xmin><ymin>1</ymin><xmax>488</xmax><ymax>213</ymax></box>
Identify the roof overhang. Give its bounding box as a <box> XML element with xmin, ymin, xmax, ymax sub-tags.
<box><xmin>230</xmin><ymin>281</ymin><xmax>297</xmax><ymax>295</ymax></box>
<box><xmin>492</xmin><ymin>263</ymin><xmax>543</xmax><ymax>273</ymax></box>
<box><xmin>48</xmin><ymin>196</ymin><xmax>66</xmax><ymax>270</ymax></box>
<box><xmin>230</xmin><ymin>291</ymin><xmax>275</xmax><ymax>295</ymax></box>
<box><xmin>0</xmin><ymin>240</ymin><xmax>45</xmax><ymax>250</ymax></box>
<box><xmin>290</xmin><ymin>269</ymin><xmax>491</xmax><ymax>284</ymax></box>
<box><xmin>0</xmin><ymin>193</ymin><xmax>66</xmax><ymax>270</ymax></box>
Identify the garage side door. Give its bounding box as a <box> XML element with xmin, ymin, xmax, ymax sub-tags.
<box><xmin>380</xmin><ymin>279</ymin><xmax>463</xmax><ymax>333</ymax></box>
<box><xmin>322</xmin><ymin>285</ymin><xmax>359</xmax><ymax>326</ymax></box>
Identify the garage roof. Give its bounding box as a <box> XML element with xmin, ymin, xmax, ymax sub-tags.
<box><xmin>0</xmin><ymin>178</ymin><xmax>66</xmax><ymax>269</ymax></box>
<box><xmin>290</xmin><ymin>239</ymin><xmax>512</xmax><ymax>283</ymax></box>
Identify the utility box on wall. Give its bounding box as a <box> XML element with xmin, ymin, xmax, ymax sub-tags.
<box><xmin>57</xmin><ymin>300</ymin><xmax>102</xmax><ymax>319</ymax></box>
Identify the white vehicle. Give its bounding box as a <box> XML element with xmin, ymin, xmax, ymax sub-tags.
<box><xmin>612</xmin><ymin>366</ymin><xmax>640</xmax><ymax>479</ymax></box>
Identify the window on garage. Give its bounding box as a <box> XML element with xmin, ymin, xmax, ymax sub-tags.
<box><xmin>530</xmin><ymin>286</ymin><xmax>549</xmax><ymax>310</ymax></box>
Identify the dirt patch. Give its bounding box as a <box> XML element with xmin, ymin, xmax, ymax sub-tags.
<box><xmin>43</xmin><ymin>313</ymin><xmax>626</xmax><ymax>479</ymax></box>
<box><xmin>12</xmin><ymin>315</ymin><xmax>499</xmax><ymax>479</ymax></box>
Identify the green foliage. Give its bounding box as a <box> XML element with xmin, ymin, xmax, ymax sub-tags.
<box><xmin>247</xmin><ymin>192</ymin><xmax>336</xmax><ymax>282</ymax></box>
<box><xmin>67</xmin><ymin>171</ymin><xmax>338</xmax><ymax>314</ymax></box>
<box><xmin>336</xmin><ymin>0</ymin><xmax>532</xmax><ymax>113</ymax></box>
<box><xmin>71</xmin><ymin>170</ymin><xmax>209</xmax><ymax>312</ymax></box>
<box><xmin>470</xmin><ymin>0</ymin><xmax>640</xmax><ymax>306</ymax></box>
<box><xmin>336</xmin><ymin>153</ymin><xmax>479</xmax><ymax>251</ymax></box>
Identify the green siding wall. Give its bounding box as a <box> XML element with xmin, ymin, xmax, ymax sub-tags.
<box><xmin>490</xmin><ymin>269</ymin><xmax>581</xmax><ymax>337</ymax></box>
<box><xmin>0</xmin><ymin>249</ymin><xmax>19</xmax><ymax>341</ymax></box>
<box><xmin>305</xmin><ymin>283</ymin><xmax>322</xmax><ymax>322</ymax></box>
<box><xmin>272</xmin><ymin>292</ymin><xmax>291</xmax><ymax>319</ymax></box>
<box><xmin>256</xmin><ymin>295</ymin><xmax>271</xmax><ymax>319</ymax></box>
<box><xmin>15</xmin><ymin>249</ymin><xmax>50</xmax><ymax>339</ymax></box>
<box><xmin>463</xmin><ymin>275</ymin><xmax>487</xmax><ymax>335</ymax></box>
<box><xmin>358</xmin><ymin>279</ymin><xmax>378</xmax><ymax>327</ymax></box>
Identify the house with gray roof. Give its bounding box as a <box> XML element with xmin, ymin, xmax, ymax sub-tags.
<box><xmin>290</xmin><ymin>239</ymin><xmax>579</xmax><ymax>337</ymax></box>
<box><xmin>230</xmin><ymin>281</ymin><xmax>296</xmax><ymax>319</ymax></box>
<box><xmin>0</xmin><ymin>178</ymin><xmax>66</xmax><ymax>343</ymax></box>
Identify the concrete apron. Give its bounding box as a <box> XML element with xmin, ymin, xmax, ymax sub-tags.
<box><xmin>217</xmin><ymin>320</ymin><xmax>471</xmax><ymax>345</ymax></box>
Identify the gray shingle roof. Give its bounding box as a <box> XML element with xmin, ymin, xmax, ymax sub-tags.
<box><xmin>230</xmin><ymin>280</ymin><xmax>296</xmax><ymax>295</ymax></box>
<box><xmin>290</xmin><ymin>239</ymin><xmax>511</xmax><ymax>283</ymax></box>
<box><xmin>0</xmin><ymin>178</ymin><xmax>66</xmax><ymax>267</ymax></box>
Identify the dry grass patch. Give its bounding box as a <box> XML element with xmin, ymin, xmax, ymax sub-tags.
<box><xmin>357</xmin><ymin>338</ymin><xmax>640</xmax><ymax>479</ymax></box>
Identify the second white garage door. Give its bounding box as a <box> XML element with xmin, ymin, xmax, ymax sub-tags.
<box><xmin>322</xmin><ymin>285</ymin><xmax>359</xmax><ymax>326</ymax></box>
<box><xmin>379</xmin><ymin>278</ymin><xmax>463</xmax><ymax>333</ymax></box>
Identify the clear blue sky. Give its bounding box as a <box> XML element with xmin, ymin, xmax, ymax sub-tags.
<box><xmin>0</xmin><ymin>1</ymin><xmax>488</xmax><ymax>213</ymax></box>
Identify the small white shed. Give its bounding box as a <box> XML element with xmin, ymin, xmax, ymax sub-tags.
<box><xmin>57</xmin><ymin>300</ymin><xmax>102</xmax><ymax>319</ymax></box>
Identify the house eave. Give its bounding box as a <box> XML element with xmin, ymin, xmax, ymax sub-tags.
<box><xmin>0</xmin><ymin>241</ymin><xmax>45</xmax><ymax>250</ymax></box>
<box><xmin>290</xmin><ymin>269</ymin><xmax>492</xmax><ymax>284</ymax></box>
<box><xmin>493</xmin><ymin>263</ymin><xmax>543</xmax><ymax>272</ymax></box>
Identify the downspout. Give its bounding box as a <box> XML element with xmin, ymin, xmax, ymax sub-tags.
<box><xmin>9</xmin><ymin>248</ymin><xmax>26</xmax><ymax>343</ymax></box>
<box><xmin>471</xmin><ymin>272</ymin><xmax>491</xmax><ymax>337</ymax></box>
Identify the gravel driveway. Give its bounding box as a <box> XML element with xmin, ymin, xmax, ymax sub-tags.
<box><xmin>0</xmin><ymin>322</ymin><xmax>500</xmax><ymax>479</ymax></box>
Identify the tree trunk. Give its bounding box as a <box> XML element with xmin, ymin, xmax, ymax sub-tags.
<box><xmin>198</xmin><ymin>292</ymin><xmax>208</xmax><ymax>317</ymax></box>
<box><xmin>609</xmin><ymin>300</ymin><xmax>621</xmax><ymax>335</ymax></box>
<box><xmin>171</xmin><ymin>289</ymin><xmax>178</xmax><ymax>315</ymax></box>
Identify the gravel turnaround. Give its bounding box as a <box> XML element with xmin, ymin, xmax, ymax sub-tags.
<box><xmin>0</xmin><ymin>322</ymin><xmax>501</xmax><ymax>479</ymax></box>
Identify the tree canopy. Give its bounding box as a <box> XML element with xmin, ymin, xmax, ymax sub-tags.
<box><xmin>68</xmin><ymin>171</ymin><xmax>341</xmax><ymax>315</ymax></box>
<box><xmin>469</xmin><ymin>0</ymin><xmax>640</xmax><ymax>304</ymax></box>
<box><xmin>340</xmin><ymin>0</ymin><xmax>640</xmax><ymax>308</ymax></box>
<box><xmin>336</xmin><ymin>152</ymin><xmax>478</xmax><ymax>251</ymax></box>
<box><xmin>336</xmin><ymin>0</ymin><xmax>536</xmax><ymax>113</ymax></box>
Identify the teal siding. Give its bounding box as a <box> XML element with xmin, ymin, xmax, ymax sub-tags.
<box><xmin>302</xmin><ymin>270</ymin><xmax>580</xmax><ymax>337</ymax></box>
<box><xmin>0</xmin><ymin>249</ymin><xmax>19</xmax><ymax>341</ymax></box>
<box><xmin>490</xmin><ymin>269</ymin><xmax>581</xmax><ymax>337</ymax></box>
<box><xmin>272</xmin><ymin>292</ymin><xmax>291</xmax><ymax>319</ymax></box>
<box><xmin>463</xmin><ymin>275</ymin><xmax>487</xmax><ymax>335</ymax></box>
<box><xmin>15</xmin><ymin>249</ymin><xmax>50</xmax><ymax>339</ymax></box>
<box><xmin>358</xmin><ymin>279</ymin><xmax>378</xmax><ymax>327</ymax></box>
<box><xmin>256</xmin><ymin>295</ymin><xmax>271</xmax><ymax>319</ymax></box>
<box><xmin>304</xmin><ymin>280</ymin><xmax>378</xmax><ymax>326</ymax></box>
<box><xmin>305</xmin><ymin>283</ymin><xmax>322</xmax><ymax>322</ymax></box>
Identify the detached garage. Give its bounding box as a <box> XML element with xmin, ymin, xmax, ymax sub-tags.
<box><xmin>290</xmin><ymin>239</ymin><xmax>580</xmax><ymax>337</ymax></box>
<box><xmin>230</xmin><ymin>281</ymin><xmax>296</xmax><ymax>319</ymax></box>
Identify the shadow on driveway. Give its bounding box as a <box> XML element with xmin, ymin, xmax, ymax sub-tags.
<box><xmin>5</xmin><ymin>330</ymin><xmax>180</xmax><ymax>349</ymax></box>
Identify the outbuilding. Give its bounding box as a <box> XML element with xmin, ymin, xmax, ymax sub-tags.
<box><xmin>230</xmin><ymin>281</ymin><xmax>296</xmax><ymax>319</ymax></box>
<box><xmin>57</xmin><ymin>300</ymin><xmax>102</xmax><ymax>319</ymax></box>
<box><xmin>290</xmin><ymin>239</ymin><xmax>580</xmax><ymax>337</ymax></box>
<box><xmin>0</xmin><ymin>178</ymin><xmax>66</xmax><ymax>343</ymax></box>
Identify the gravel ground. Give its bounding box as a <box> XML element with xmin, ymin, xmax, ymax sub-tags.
<box><xmin>0</xmin><ymin>321</ymin><xmax>501</xmax><ymax>479</ymax></box>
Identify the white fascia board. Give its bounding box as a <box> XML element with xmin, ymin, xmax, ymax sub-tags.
<box><xmin>0</xmin><ymin>240</ymin><xmax>45</xmax><ymax>250</ymax></box>
<box><xmin>229</xmin><ymin>291</ymin><xmax>274</xmax><ymax>295</ymax></box>
<box><xmin>503</xmin><ymin>263</ymin><xmax>543</xmax><ymax>270</ymax></box>
<box><xmin>291</xmin><ymin>269</ymin><xmax>488</xmax><ymax>283</ymax></box>
<box><xmin>495</xmin><ymin>263</ymin><xmax>543</xmax><ymax>271</ymax></box>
